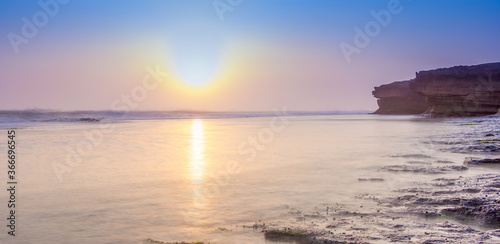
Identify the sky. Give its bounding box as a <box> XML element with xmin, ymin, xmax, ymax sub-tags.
<box><xmin>0</xmin><ymin>0</ymin><xmax>499</xmax><ymax>112</ymax></box>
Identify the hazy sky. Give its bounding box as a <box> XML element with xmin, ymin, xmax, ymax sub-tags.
<box><xmin>1</xmin><ymin>0</ymin><xmax>499</xmax><ymax>111</ymax></box>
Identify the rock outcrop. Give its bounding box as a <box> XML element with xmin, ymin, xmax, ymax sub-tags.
<box><xmin>373</xmin><ymin>62</ymin><xmax>500</xmax><ymax>117</ymax></box>
<box><xmin>372</xmin><ymin>80</ymin><xmax>428</xmax><ymax>114</ymax></box>
<box><xmin>411</xmin><ymin>62</ymin><xmax>500</xmax><ymax>117</ymax></box>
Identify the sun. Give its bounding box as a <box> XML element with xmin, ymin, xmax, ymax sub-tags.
<box><xmin>169</xmin><ymin>32</ymin><xmax>224</xmax><ymax>88</ymax></box>
<box><xmin>175</xmin><ymin>55</ymin><xmax>219</xmax><ymax>88</ymax></box>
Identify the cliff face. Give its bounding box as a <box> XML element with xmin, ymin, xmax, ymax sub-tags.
<box><xmin>372</xmin><ymin>62</ymin><xmax>500</xmax><ymax>117</ymax></box>
<box><xmin>410</xmin><ymin>62</ymin><xmax>500</xmax><ymax>117</ymax></box>
<box><xmin>372</xmin><ymin>80</ymin><xmax>428</xmax><ymax>114</ymax></box>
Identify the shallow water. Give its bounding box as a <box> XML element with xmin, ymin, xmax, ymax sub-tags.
<box><xmin>0</xmin><ymin>114</ymin><xmax>498</xmax><ymax>243</ymax></box>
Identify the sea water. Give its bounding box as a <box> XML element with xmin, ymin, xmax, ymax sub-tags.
<box><xmin>0</xmin><ymin>113</ymin><xmax>498</xmax><ymax>243</ymax></box>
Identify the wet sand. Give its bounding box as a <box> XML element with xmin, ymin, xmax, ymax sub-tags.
<box><xmin>255</xmin><ymin>170</ymin><xmax>500</xmax><ymax>244</ymax></box>
<box><xmin>254</xmin><ymin>117</ymin><xmax>500</xmax><ymax>244</ymax></box>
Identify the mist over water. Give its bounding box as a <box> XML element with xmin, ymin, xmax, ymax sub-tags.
<box><xmin>0</xmin><ymin>110</ymin><xmax>363</xmax><ymax>126</ymax></box>
<box><xmin>0</xmin><ymin>114</ymin><xmax>498</xmax><ymax>243</ymax></box>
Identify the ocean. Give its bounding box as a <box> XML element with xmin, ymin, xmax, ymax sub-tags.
<box><xmin>0</xmin><ymin>111</ymin><xmax>499</xmax><ymax>243</ymax></box>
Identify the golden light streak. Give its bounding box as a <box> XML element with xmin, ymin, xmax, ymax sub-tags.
<box><xmin>190</xmin><ymin>119</ymin><xmax>205</xmax><ymax>184</ymax></box>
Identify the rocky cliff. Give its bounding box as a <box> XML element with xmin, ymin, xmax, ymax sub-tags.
<box><xmin>410</xmin><ymin>62</ymin><xmax>500</xmax><ymax>117</ymax></box>
<box><xmin>372</xmin><ymin>80</ymin><xmax>428</xmax><ymax>114</ymax></box>
<box><xmin>373</xmin><ymin>62</ymin><xmax>500</xmax><ymax>117</ymax></box>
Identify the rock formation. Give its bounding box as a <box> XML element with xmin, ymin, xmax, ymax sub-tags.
<box><xmin>410</xmin><ymin>62</ymin><xmax>500</xmax><ymax>117</ymax></box>
<box><xmin>372</xmin><ymin>80</ymin><xmax>428</xmax><ymax>114</ymax></box>
<box><xmin>373</xmin><ymin>62</ymin><xmax>500</xmax><ymax>117</ymax></box>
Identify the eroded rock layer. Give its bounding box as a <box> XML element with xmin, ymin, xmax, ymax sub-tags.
<box><xmin>411</xmin><ymin>62</ymin><xmax>500</xmax><ymax>117</ymax></box>
<box><xmin>372</xmin><ymin>80</ymin><xmax>428</xmax><ymax>114</ymax></box>
<box><xmin>373</xmin><ymin>62</ymin><xmax>500</xmax><ymax>117</ymax></box>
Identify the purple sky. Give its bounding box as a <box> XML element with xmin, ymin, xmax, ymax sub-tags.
<box><xmin>1</xmin><ymin>0</ymin><xmax>499</xmax><ymax>111</ymax></box>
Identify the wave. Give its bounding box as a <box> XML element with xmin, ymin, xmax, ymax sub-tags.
<box><xmin>0</xmin><ymin>109</ymin><xmax>366</xmax><ymax>124</ymax></box>
<box><xmin>0</xmin><ymin>110</ymin><xmax>119</xmax><ymax>124</ymax></box>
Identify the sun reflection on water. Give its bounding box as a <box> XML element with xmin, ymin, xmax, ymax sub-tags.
<box><xmin>190</xmin><ymin>119</ymin><xmax>205</xmax><ymax>184</ymax></box>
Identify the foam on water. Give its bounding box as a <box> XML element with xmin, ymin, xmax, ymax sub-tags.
<box><xmin>0</xmin><ymin>110</ymin><xmax>366</xmax><ymax>126</ymax></box>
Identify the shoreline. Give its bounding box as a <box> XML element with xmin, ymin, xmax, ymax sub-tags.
<box><xmin>141</xmin><ymin>115</ymin><xmax>500</xmax><ymax>244</ymax></box>
<box><xmin>256</xmin><ymin>116</ymin><xmax>500</xmax><ymax>243</ymax></box>
<box><xmin>145</xmin><ymin>115</ymin><xmax>500</xmax><ymax>244</ymax></box>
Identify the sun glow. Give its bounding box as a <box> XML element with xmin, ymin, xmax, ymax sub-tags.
<box><xmin>167</xmin><ymin>29</ymin><xmax>225</xmax><ymax>89</ymax></box>
<box><xmin>159</xmin><ymin>43</ymin><xmax>247</xmax><ymax>102</ymax></box>
<box><xmin>175</xmin><ymin>56</ymin><xmax>219</xmax><ymax>88</ymax></box>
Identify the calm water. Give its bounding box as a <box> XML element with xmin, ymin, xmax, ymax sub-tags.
<box><xmin>0</xmin><ymin>114</ymin><xmax>498</xmax><ymax>243</ymax></box>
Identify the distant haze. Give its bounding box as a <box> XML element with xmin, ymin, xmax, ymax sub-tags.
<box><xmin>1</xmin><ymin>0</ymin><xmax>499</xmax><ymax>111</ymax></box>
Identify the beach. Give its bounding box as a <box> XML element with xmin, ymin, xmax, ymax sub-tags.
<box><xmin>0</xmin><ymin>112</ymin><xmax>498</xmax><ymax>243</ymax></box>
<box><xmin>2</xmin><ymin>1</ymin><xmax>500</xmax><ymax>243</ymax></box>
